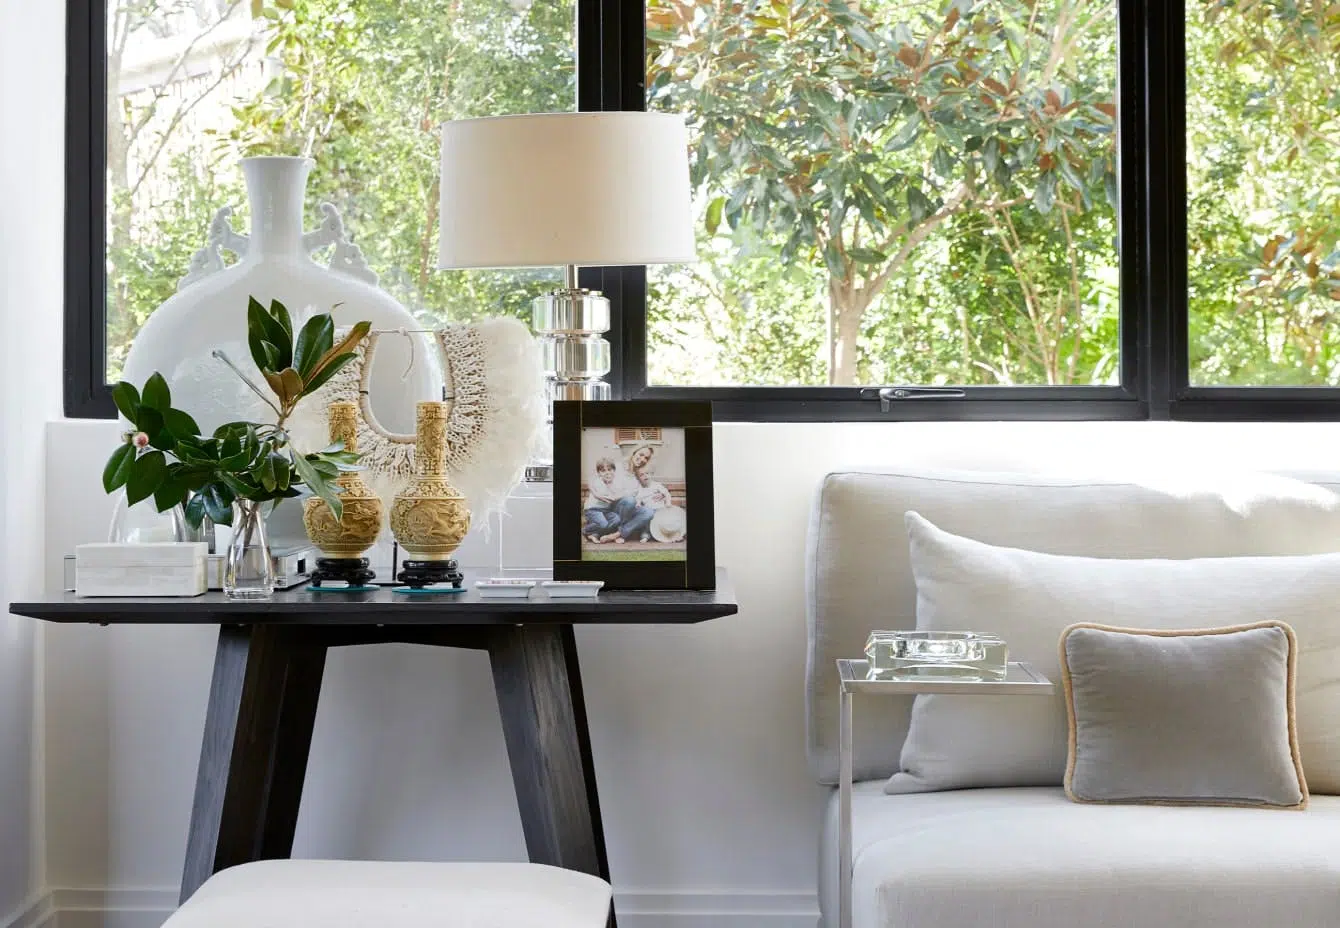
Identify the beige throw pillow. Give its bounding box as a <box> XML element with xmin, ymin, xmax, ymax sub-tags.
<box><xmin>1060</xmin><ymin>622</ymin><xmax>1307</xmax><ymax>809</ymax></box>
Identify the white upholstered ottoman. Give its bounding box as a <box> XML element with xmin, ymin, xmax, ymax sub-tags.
<box><xmin>162</xmin><ymin>860</ymin><xmax>612</xmax><ymax>928</ymax></box>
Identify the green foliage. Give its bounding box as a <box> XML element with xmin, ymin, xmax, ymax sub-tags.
<box><xmin>107</xmin><ymin>0</ymin><xmax>575</xmax><ymax>374</ymax></box>
<box><xmin>648</xmin><ymin>0</ymin><xmax>1118</xmax><ymax>384</ymax></box>
<box><xmin>1186</xmin><ymin>0</ymin><xmax>1340</xmax><ymax>385</ymax></box>
<box><xmin>102</xmin><ymin>301</ymin><xmax>365</xmax><ymax>527</ymax></box>
<box><xmin>106</xmin><ymin>0</ymin><xmax>1340</xmax><ymax>391</ymax></box>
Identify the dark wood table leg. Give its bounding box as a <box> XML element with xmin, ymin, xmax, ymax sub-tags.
<box><xmin>180</xmin><ymin>623</ymin><xmax>327</xmax><ymax>902</ymax></box>
<box><xmin>489</xmin><ymin>622</ymin><xmax>614</xmax><ymax>922</ymax></box>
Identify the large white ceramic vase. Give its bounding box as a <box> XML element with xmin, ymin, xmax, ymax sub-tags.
<box><xmin>121</xmin><ymin>156</ymin><xmax>439</xmax><ymax>438</ymax></box>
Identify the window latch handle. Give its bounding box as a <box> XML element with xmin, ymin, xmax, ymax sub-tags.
<box><xmin>875</xmin><ymin>386</ymin><xmax>967</xmax><ymax>411</ymax></box>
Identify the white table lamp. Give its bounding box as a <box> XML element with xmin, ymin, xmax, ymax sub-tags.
<box><xmin>438</xmin><ymin>111</ymin><xmax>695</xmax><ymax>422</ymax></box>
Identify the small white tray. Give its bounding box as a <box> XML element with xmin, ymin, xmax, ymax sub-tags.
<box><xmin>541</xmin><ymin>580</ymin><xmax>604</xmax><ymax>598</ymax></box>
<box><xmin>474</xmin><ymin>579</ymin><xmax>536</xmax><ymax>599</ymax></box>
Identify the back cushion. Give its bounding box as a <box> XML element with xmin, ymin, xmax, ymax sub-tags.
<box><xmin>805</xmin><ymin>468</ymin><xmax>1340</xmax><ymax>785</ymax></box>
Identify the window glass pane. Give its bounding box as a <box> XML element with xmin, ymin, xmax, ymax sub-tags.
<box><xmin>106</xmin><ymin>0</ymin><xmax>573</xmax><ymax>381</ymax></box>
<box><xmin>645</xmin><ymin>0</ymin><xmax>1120</xmax><ymax>387</ymax></box>
<box><xmin>1186</xmin><ymin>1</ymin><xmax>1340</xmax><ymax>386</ymax></box>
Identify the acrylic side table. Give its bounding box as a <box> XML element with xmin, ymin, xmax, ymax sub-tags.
<box><xmin>836</xmin><ymin>659</ymin><xmax>1055</xmax><ymax>928</ymax></box>
<box><xmin>11</xmin><ymin>570</ymin><xmax>737</xmax><ymax>928</ymax></box>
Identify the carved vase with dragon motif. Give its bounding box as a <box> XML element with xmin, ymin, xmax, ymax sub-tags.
<box><xmin>389</xmin><ymin>401</ymin><xmax>471</xmax><ymax>561</ymax></box>
<box><xmin>302</xmin><ymin>401</ymin><xmax>384</xmax><ymax>557</ymax></box>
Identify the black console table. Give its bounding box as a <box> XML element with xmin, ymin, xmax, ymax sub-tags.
<box><xmin>10</xmin><ymin>569</ymin><xmax>737</xmax><ymax>922</ymax></box>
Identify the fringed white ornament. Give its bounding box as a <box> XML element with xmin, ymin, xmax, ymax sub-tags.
<box><xmin>289</xmin><ymin>319</ymin><xmax>546</xmax><ymax>522</ymax></box>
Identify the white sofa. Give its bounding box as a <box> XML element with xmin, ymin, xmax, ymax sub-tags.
<box><xmin>807</xmin><ymin>467</ymin><xmax>1340</xmax><ymax>928</ymax></box>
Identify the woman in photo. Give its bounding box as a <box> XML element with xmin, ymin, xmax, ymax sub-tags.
<box><xmin>602</xmin><ymin>444</ymin><xmax>657</xmax><ymax>543</ymax></box>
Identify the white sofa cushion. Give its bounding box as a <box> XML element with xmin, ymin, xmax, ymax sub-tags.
<box><xmin>888</xmin><ymin>512</ymin><xmax>1340</xmax><ymax>794</ymax></box>
<box><xmin>820</xmin><ymin>783</ymin><xmax>1340</xmax><ymax>928</ymax></box>
<box><xmin>163</xmin><ymin>860</ymin><xmax>612</xmax><ymax>928</ymax></box>
<box><xmin>806</xmin><ymin>467</ymin><xmax>1340</xmax><ymax>785</ymax></box>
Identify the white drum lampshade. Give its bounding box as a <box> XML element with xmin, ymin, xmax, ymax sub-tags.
<box><xmin>437</xmin><ymin>111</ymin><xmax>696</xmax><ymax>269</ymax></box>
<box><xmin>438</xmin><ymin>112</ymin><xmax>696</xmax><ymax>473</ymax></box>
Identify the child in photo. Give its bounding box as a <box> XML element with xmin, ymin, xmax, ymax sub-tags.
<box><xmin>635</xmin><ymin>469</ymin><xmax>673</xmax><ymax>512</ymax></box>
<box><xmin>583</xmin><ymin>456</ymin><xmax>625</xmax><ymax>542</ymax></box>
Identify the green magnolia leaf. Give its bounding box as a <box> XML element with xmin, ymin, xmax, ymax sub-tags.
<box><xmin>257</xmin><ymin>452</ymin><xmax>277</xmax><ymax>492</ymax></box>
<box><xmin>292</xmin><ymin>451</ymin><xmax>344</xmax><ymax>522</ymax></box>
<box><xmin>1033</xmin><ymin>172</ymin><xmax>1057</xmax><ymax>214</ymax></box>
<box><xmin>102</xmin><ymin>443</ymin><xmax>136</xmax><ymax>493</ymax></box>
<box><xmin>847</xmin><ymin>246</ymin><xmax>889</xmax><ymax>265</ymax></box>
<box><xmin>219</xmin><ymin>472</ymin><xmax>257</xmax><ymax>499</ymax></box>
<box><xmin>136</xmin><ymin>407</ymin><xmax>164</xmax><ymax>442</ymax></box>
<box><xmin>153</xmin><ymin>477</ymin><xmax>188</xmax><ymax>513</ymax></box>
<box><xmin>184</xmin><ymin>492</ymin><xmax>208</xmax><ymax>530</ymax></box>
<box><xmin>1057</xmin><ymin>159</ymin><xmax>1086</xmax><ymax>193</ymax></box>
<box><xmin>125</xmin><ymin>450</ymin><xmax>168</xmax><ymax>506</ymax></box>
<box><xmin>111</xmin><ymin>382</ymin><xmax>141</xmax><ymax>422</ymax></box>
<box><xmin>270</xmin><ymin>298</ymin><xmax>294</xmax><ymax>341</ymax></box>
<box><xmin>906</xmin><ymin>187</ymin><xmax>934</xmax><ymax>223</ymax></box>
<box><xmin>931</xmin><ymin>146</ymin><xmax>955</xmax><ymax>179</ymax></box>
<box><xmin>705</xmin><ymin>195</ymin><xmax>726</xmax><ymax>235</ymax></box>
<box><xmin>200</xmin><ymin>483</ymin><xmax>235</xmax><ymax>526</ymax></box>
<box><xmin>293</xmin><ymin>314</ymin><xmax>335</xmax><ymax>380</ymax></box>
<box><xmin>885</xmin><ymin>116</ymin><xmax>921</xmax><ymax>152</ymax></box>
<box><xmin>141</xmin><ymin>373</ymin><xmax>171</xmax><ymax>411</ymax></box>
<box><xmin>822</xmin><ymin>240</ymin><xmax>846</xmax><ymax>279</ymax></box>
<box><xmin>844</xmin><ymin>20</ymin><xmax>880</xmax><ymax>53</ymax></box>
<box><xmin>248</xmin><ymin>298</ymin><xmax>286</xmax><ymax>373</ymax></box>
<box><xmin>298</xmin><ymin>353</ymin><xmax>355</xmax><ymax>397</ymax></box>
<box><xmin>301</xmin><ymin>321</ymin><xmax>371</xmax><ymax>397</ymax></box>
<box><xmin>258</xmin><ymin>300</ymin><xmax>294</xmax><ymax>370</ymax></box>
<box><xmin>162</xmin><ymin>408</ymin><xmax>201</xmax><ymax>439</ymax></box>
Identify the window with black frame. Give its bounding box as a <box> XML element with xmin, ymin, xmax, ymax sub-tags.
<box><xmin>64</xmin><ymin>0</ymin><xmax>1340</xmax><ymax>421</ymax></box>
<box><xmin>645</xmin><ymin>0</ymin><xmax>1121</xmax><ymax>391</ymax></box>
<box><xmin>1183</xmin><ymin>0</ymin><xmax>1340</xmax><ymax>387</ymax></box>
<box><xmin>73</xmin><ymin>0</ymin><xmax>574</xmax><ymax>416</ymax></box>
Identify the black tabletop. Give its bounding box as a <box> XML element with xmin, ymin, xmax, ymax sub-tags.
<box><xmin>9</xmin><ymin>568</ymin><xmax>737</xmax><ymax>626</ymax></box>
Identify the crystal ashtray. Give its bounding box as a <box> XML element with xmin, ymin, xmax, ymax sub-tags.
<box><xmin>864</xmin><ymin>630</ymin><xmax>1008</xmax><ymax>681</ymax></box>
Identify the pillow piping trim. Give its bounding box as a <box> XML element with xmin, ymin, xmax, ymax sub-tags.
<box><xmin>1057</xmin><ymin>620</ymin><xmax>1309</xmax><ymax>810</ymax></box>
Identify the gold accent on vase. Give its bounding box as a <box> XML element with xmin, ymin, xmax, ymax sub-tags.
<box><xmin>302</xmin><ymin>400</ymin><xmax>384</xmax><ymax>557</ymax></box>
<box><xmin>389</xmin><ymin>401</ymin><xmax>471</xmax><ymax>561</ymax></box>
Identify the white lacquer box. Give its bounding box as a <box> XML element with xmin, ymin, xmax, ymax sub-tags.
<box><xmin>75</xmin><ymin>542</ymin><xmax>208</xmax><ymax>597</ymax></box>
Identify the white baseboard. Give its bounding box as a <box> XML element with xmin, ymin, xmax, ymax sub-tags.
<box><xmin>1</xmin><ymin>892</ymin><xmax>53</xmax><ymax>928</ymax></box>
<box><xmin>8</xmin><ymin>888</ymin><xmax>818</xmax><ymax>928</ymax></box>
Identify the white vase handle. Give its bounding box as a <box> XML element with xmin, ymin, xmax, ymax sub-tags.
<box><xmin>302</xmin><ymin>203</ymin><xmax>379</xmax><ymax>286</ymax></box>
<box><xmin>177</xmin><ymin>206</ymin><xmax>250</xmax><ymax>291</ymax></box>
<box><xmin>177</xmin><ymin>201</ymin><xmax>379</xmax><ymax>291</ymax></box>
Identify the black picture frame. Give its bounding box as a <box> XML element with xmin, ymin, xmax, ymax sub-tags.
<box><xmin>554</xmin><ymin>400</ymin><xmax>715</xmax><ymax>590</ymax></box>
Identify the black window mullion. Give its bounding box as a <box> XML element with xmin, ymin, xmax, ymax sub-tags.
<box><xmin>1141</xmin><ymin>0</ymin><xmax>1186</xmax><ymax>419</ymax></box>
<box><xmin>64</xmin><ymin>0</ymin><xmax>114</xmax><ymax>419</ymax></box>
<box><xmin>578</xmin><ymin>0</ymin><xmax>646</xmax><ymax>402</ymax></box>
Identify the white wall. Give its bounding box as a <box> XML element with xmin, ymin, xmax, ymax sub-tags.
<box><xmin>37</xmin><ymin>418</ymin><xmax>1340</xmax><ymax>928</ymax></box>
<box><xmin>11</xmin><ymin>1</ymin><xmax>1340</xmax><ymax>925</ymax></box>
<box><xmin>1</xmin><ymin>0</ymin><xmax>63</xmax><ymax>922</ymax></box>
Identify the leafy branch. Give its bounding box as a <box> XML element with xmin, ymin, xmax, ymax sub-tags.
<box><xmin>102</xmin><ymin>298</ymin><xmax>368</xmax><ymax>528</ymax></box>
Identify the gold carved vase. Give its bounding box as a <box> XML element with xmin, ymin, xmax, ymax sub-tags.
<box><xmin>389</xmin><ymin>401</ymin><xmax>471</xmax><ymax>561</ymax></box>
<box><xmin>302</xmin><ymin>401</ymin><xmax>383</xmax><ymax>557</ymax></box>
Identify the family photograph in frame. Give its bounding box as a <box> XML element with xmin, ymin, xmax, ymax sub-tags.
<box><xmin>553</xmin><ymin>401</ymin><xmax>715</xmax><ymax>590</ymax></box>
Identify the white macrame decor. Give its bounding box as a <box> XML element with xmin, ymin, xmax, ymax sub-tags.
<box><xmin>289</xmin><ymin>317</ymin><xmax>546</xmax><ymax>519</ymax></box>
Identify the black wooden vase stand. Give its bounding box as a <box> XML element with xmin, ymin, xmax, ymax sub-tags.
<box><xmin>309</xmin><ymin>557</ymin><xmax>376</xmax><ymax>588</ymax></box>
<box><xmin>396</xmin><ymin>559</ymin><xmax>465</xmax><ymax>589</ymax></box>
